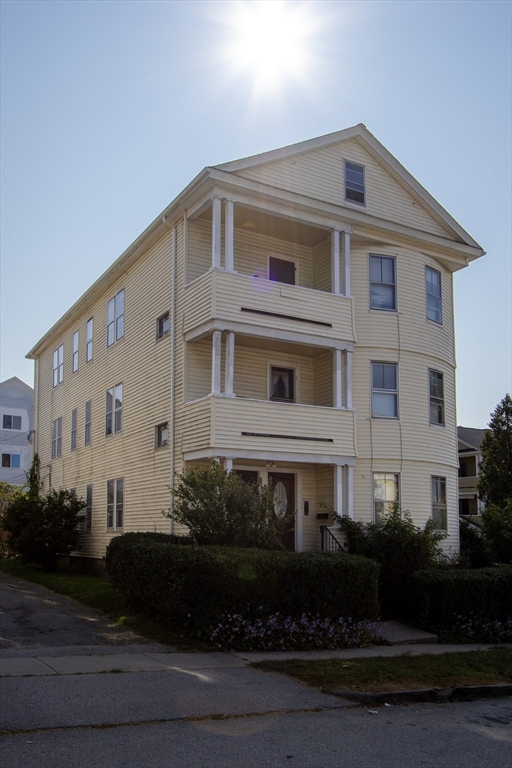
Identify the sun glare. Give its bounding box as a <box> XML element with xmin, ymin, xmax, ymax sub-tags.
<box><xmin>225</xmin><ymin>1</ymin><xmax>315</xmax><ymax>94</ymax></box>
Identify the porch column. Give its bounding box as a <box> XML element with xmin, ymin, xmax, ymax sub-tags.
<box><xmin>342</xmin><ymin>231</ymin><xmax>351</xmax><ymax>296</ymax></box>
<box><xmin>211</xmin><ymin>330</ymin><xmax>222</xmax><ymax>395</ymax></box>
<box><xmin>225</xmin><ymin>331</ymin><xmax>235</xmax><ymax>396</ymax></box>
<box><xmin>334</xmin><ymin>349</ymin><xmax>343</xmax><ymax>408</ymax></box>
<box><xmin>346</xmin><ymin>465</ymin><xmax>354</xmax><ymax>519</ymax></box>
<box><xmin>344</xmin><ymin>350</ymin><xmax>353</xmax><ymax>409</ymax></box>
<box><xmin>331</xmin><ymin>230</ymin><xmax>341</xmax><ymax>295</ymax></box>
<box><xmin>335</xmin><ymin>464</ymin><xmax>343</xmax><ymax>517</ymax></box>
<box><xmin>212</xmin><ymin>197</ymin><xmax>222</xmax><ymax>269</ymax></box>
<box><xmin>225</xmin><ymin>200</ymin><xmax>234</xmax><ymax>272</ymax></box>
<box><xmin>224</xmin><ymin>458</ymin><xmax>233</xmax><ymax>472</ymax></box>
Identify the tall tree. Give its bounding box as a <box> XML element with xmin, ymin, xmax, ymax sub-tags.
<box><xmin>478</xmin><ymin>394</ymin><xmax>512</xmax><ymax>506</ymax></box>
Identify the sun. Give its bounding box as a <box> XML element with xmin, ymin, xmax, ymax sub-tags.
<box><xmin>224</xmin><ymin>1</ymin><xmax>315</xmax><ymax>94</ymax></box>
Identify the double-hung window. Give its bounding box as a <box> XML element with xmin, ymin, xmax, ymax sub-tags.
<box><xmin>52</xmin><ymin>417</ymin><xmax>62</xmax><ymax>458</ymax></box>
<box><xmin>85</xmin><ymin>485</ymin><xmax>93</xmax><ymax>532</ymax></box>
<box><xmin>155</xmin><ymin>422</ymin><xmax>168</xmax><ymax>448</ymax></box>
<box><xmin>71</xmin><ymin>408</ymin><xmax>77</xmax><ymax>451</ymax></box>
<box><xmin>345</xmin><ymin>160</ymin><xmax>365</xmax><ymax>205</ymax></box>
<box><xmin>85</xmin><ymin>400</ymin><xmax>92</xmax><ymax>445</ymax></box>
<box><xmin>370</xmin><ymin>255</ymin><xmax>396</xmax><ymax>310</ymax></box>
<box><xmin>429</xmin><ymin>369</ymin><xmax>444</xmax><ymax>426</ymax></box>
<box><xmin>106</xmin><ymin>384</ymin><xmax>122</xmax><ymax>436</ymax></box>
<box><xmin>373</xmin><ymin>473</ymin><xmax>399</xmax><ymax>521</ymax></box>
<box><xmin>371</xmin><ymin>363</ymin><xmax>398</xmax><ymax>418</ymax></box>
<box><xmin>72</xmin><ymin>331</ymin><xmax>79</xmax><ymax>372</ymax></box>
<box><xmin>157</xmin><ymin>312</ymin><xmax>170</xmax><ymax>340</ymax></box>
<box><xmin>270</xmin><ymin>366</ymin><xmax>295</xmax><ymax>402</ymax></box>
<box><xmin>107</xmin><ymin>290</ymin><xmax>124</xmax><ymax>346</ymax></box>
<box><xmin>86</xmin><ymin>318</ymin><xmax>93</xmax><ymax>362</ymax></box>
<box><xmin>2</xmin><ymin>415</ymin><xmax>22</xmax><ymax>430</ymax></box>
<box><xmin>426</xmin><ymin>267</ymin><xmax>442</xmax><ymax>324</ymax></box>
<box><xmin>431</xmin><ymin>476</ymin><xmax>447</xmax><ymax>531</ymax></box>
<box><xmin>53</xmin><ymin>345</ymin><xmax>64</xmax><ymax>387</ymax></box>
<box><xmin>107</xmin><ymin>478</ymin><xmax>124</xmax><ymax>529</ymax></box>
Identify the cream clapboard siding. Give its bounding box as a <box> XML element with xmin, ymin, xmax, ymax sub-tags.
<box><xmin>313</xmin><ymin>352</ymin><xmax>333</xmax><ymax>407</ymax></box>
<box><xmin>312</xmin><ymin>239</ymin><xmax>331</xmax><ymax>293</ymax></box>
<box><xmin>35</xmin><ymin>231</ymin><xmax>174</xmax><ymax>558</ymax></box>
<box><xmin>236</xmin><ymin>139</ymin><xmax>452</xmax><ymax>239</ymax></box>
<box><xmin>353</xmin><ymin>458</ymin><xmax>459</xmax><ymax>550</ymax></box>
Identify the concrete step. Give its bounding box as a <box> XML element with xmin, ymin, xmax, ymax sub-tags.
<box><xmin>377</xmin><ymin>621</ymin><xmax>438</xmax><ymax>645</ymax></box>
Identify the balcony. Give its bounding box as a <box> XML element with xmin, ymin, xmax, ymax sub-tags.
<box><xmin>183</xmin><ymin>269</ymin><xmax>354</xmax><ymax>345</ymax></box>
<box><xmin>182</xmin><ymin>395</ymin><xmax>356</xmax><ymax>460</ymax></box>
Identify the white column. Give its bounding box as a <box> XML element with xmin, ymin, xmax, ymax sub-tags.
<box><xmin>342</xmin><ymin>231</ymin><xmax>351</xmax><ymax>296</ymax></box>
<box><xmin>335</xmin><ymin>465</ymin><xmax>343</xmax><ymax>517</ymax></box>
<box><xmin>346</xmin><ymin>465</ymin><xmax>354</xmax><ymax>519</ymax></box>
<box><xmin>334</xmin><ymin>349</ymin><xmax>343</xmax><ymax>408</ymax></box>
<box><xmin>225</xmin><ymin>331</ymin><xmax>235</xmax><ymax>396</ymax></box>
<box><xmin>212</xmin><ymin>197</ymin><xmax>222</xmax><ymax>269</ymax></box>
<box><xmin>225</xmin><ymin>200</ymin><xmax>234</xmax><ymax>272</ymax></box>
<box><xmin>331</xmin><ymin>230</ymin><xmax>340</xmax><ymax>295</ymax></box>
<box><xmin>211</xmin><ymin>330</ymin><xmax>222</xmax><ymax>395</ymax></box>
<box><xmin>224</xmin><ymin>458</ymin><xmax>233</xmax><ymax>472</ymax></box>
<box><xmin>344</xmin><ymin>350</ymin><xmax>353</xmax><ymax>409</ymax></box>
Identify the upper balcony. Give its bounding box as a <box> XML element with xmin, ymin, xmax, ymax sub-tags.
<box><xmin>184</xmin><ymin>198</ymin><xmax>354</xmax><ymax>347</ymax></box>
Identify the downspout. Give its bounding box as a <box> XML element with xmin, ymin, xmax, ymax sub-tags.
<box><xmin>163</xmin><ymin>217</ymin><xmax>177</xmax><ymax>533</ymax></box>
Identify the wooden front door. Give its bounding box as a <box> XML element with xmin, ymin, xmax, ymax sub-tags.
<box><xmin>268</xmin><ymin>472</ymin><xmax>296</xmax><ymax>551</ymax></box>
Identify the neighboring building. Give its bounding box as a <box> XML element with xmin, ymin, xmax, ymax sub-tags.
<box><xmin>0</xmin><ymin>377</ymin><xmax>34</xmax><ymax>486</ymax></box>
<box><xmin>27</xmin><ymin>124</ymin><xmax>485</xmax><ymax>563</ymax></box>
<box><xmin>457</xmin><ymin>426</ymin><xmax>489</xmax><ymax>519</ymax></box>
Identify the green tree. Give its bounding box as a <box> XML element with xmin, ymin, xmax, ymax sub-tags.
<box><xmin>169</xmin><ymin>461</ymin><xmax>287</xmax><ymax>549</ymax></box>
<box><xmin>482</xmin><ymin>499</ymin><xmax>512</xmax><ymax>564</ymax></box>
<box><xmin>477</xmin><ymin>394</ymin><xmax>512</xmax><ymax>507</ymax></box>
<box><xmin>2</xmin><ymin>456</ymin><xmax>85</xmax><ymax>570</ymax></box>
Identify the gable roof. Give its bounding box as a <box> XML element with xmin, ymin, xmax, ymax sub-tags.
<box><xmin>0</xmin><ymin>377</ymin><xmax>34</xmax><ymax>397</ymax></box>
<box><xmin>215</xmin><ymin>123</ymin><xmax>482</xmax><ymax>251</ymax></box>
<box><xmin>458</xmin><ymin>427</ymin><xmax>489</xmax><ymax>452</ymax></box>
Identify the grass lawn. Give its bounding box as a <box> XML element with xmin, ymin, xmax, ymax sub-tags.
<box><xmin>253</xmin><ymin>649</ymin><xmax>512</xmax><ymax>694</ymax></box>
<box><xmin>0</xmin><ymin>559</ymin><xmax>211</xmax><ymax>651</ymax></box>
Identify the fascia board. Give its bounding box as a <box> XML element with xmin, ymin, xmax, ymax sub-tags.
<box><xmin>208</xmin><ymin>168</ymin><xmax>483</xmax><ymax>262</ymax></box>
<box><xmin>458</xmin><ymin>437</ymin><xmax>482</xmax><ymax>451</ymax></box>
<box><xmin>26</xmin><ymin>169</ymin><xmax>214</xmax><ymax>359</ymax></box>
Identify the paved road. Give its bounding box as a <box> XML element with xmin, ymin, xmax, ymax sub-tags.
<box><xmin>1</xmin><ymin>573</ymin><xmax>511</xmax><ymax>768</ymax></box>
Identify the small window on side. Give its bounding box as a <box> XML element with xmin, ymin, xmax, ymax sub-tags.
<box><xmin>345</xmin><ymin>160</ymin><xmax>365</xmax><ymax>206</ymax></box>
<box><xmin>426</xmin><ymin>266</ymin><xmax>442</xmax><ymax>324</ymax></box>
<box><xmin>155</xmin><ymin>422</ymin><xmax>169</xmax><ymax>448</ymax></box>
<box><xmin>270</xmin><ymin>366</ymin><xmax>295</xmax><ymax>402</ymax></box>
<box><xmin>72</xmin><ymin>331</ymin><xmax>79</xmax><ymax>373</ymax></box>
<box><xmin>157</xmin><ymin>312</ymin><xmax>170</xmax><ymax>340</ymax></box>
<box><xmin>431</xmin><ymin>476</ymin><xmax>447</xmax><ymax>531</ymax></box>
<box><xmin>268</xmin><ymin>256</ymin><xmax>296</xmax><ymax>286</ymax></box>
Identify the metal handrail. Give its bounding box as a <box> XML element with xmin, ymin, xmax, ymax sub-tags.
<box><xmin>320</xmin><ymin>525</ymin><xmax>346</xmax><ymax>553</ymax></box>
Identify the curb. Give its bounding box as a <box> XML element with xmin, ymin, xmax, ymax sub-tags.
<box><xmin>334</xmin><ymin>684</ymin><xmax>512</xmax><ymax>705</ymax></box>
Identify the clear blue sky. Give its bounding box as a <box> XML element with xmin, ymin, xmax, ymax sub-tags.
<box><xmin>1</xmin><ymin>0</ymin><xmax>510</xmax><ymax>428</ymax></box>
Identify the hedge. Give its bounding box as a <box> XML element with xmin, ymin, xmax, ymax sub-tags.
<box><xmin>105</xmin><ymin>533</ymin><xmax>379</xmax><ymax>632</ymax></box>
<box><xmin>408</xmin><ymin>566</ymin><xmax>512</xmax><ymax>632</ymax></box>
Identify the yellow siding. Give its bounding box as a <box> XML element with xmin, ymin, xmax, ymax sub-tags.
<box><xmin>236</xmin><ymin>138</ymin><xmax>452</xmax><ymax>239</ymax></box>
<box><xmin>313</xmin><ymin>351</ymin><xmax>333</xmax><ymax>407</ymax></box>
<box><xmin>234</xmin><ymin>227</ymin><xmax>314</xmax><ymax>288</ymax></box>
<box><xmin>312</xmin><ymin>239</ymin><xmax>331</xmax><ymax>293</ymax></box>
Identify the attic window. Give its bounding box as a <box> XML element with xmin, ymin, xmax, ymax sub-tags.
<box><xmin>345</xmin><ymin>160</ymin><xmax>365</xmax><ymax>206</ymax></box>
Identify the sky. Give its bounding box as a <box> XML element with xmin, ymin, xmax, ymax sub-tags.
<box><xmin>1</xmin><ymin>0</ymin><xmax>511</xmax><ymax>429</ymax></box>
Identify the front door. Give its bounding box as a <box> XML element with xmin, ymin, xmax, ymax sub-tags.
<box><xmin>268</xmin><ymin>472</ymin><xmax>296</xmax><ymax>551</ymax></box>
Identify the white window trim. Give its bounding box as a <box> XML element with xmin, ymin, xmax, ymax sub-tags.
<box><xmin>266</xmin><ymin>252</ymin><xmax>299</xmax><ymax>286</ymax></box>
<box><xmin>105</xmin><ymin>383</ymin><xmax>123</xmax><ymax>437</ymax></box>
<box><xmin>2</xmin><ymin>414</ymin><xmax>22</xmax><ymax>430</ymax></box>
<box><xmin>372</xmin><ymin>472</ymin><xmax>400</xmax><ymax>523</ymax></box>
<box><xmin>51</xmin><ymin>417</ymin><xmax>62</xmax><ymax>459</ymax></box>
<box><xmin>428</xmin><ymin>368</ymin><xmax>445</xmax><ymax>427</ymax></box>
<box><xmin>369</xmin><ymin>253</ymin><xmax>397</xmax><ymax>312</ymax></box>
<box><xmin>431</xmin><ymin>475</ymin><xmax>447</xmax><ymax>532</ymax></box>
<box><xmin>71</xmin><ymin>408</ymin><xmax>77</xmax><ymax>451</ymax></box>
<box><xmin>267</xmin><ymin>361</ymin><xmax>300</xmax><ymax>404</ymax></box>
<box><xmin>107</xmin><ymin>289</ymin><xmax>125</xmax><ymax>347</ymax></box>
<box><xmin>106</xmin><ymin>478</ymin><xmax>124</xmax><ymax>531</ymax></box>
<box><xmin>371</xmin><ymin>361</ymin><xmax>399</xmax><ymax>420</ymax></box>
<box><xmin>85</xmin><ymin>400</ymin><xmax>92</xmax><ymax>446</ymax></box>
<box><xmin>344</xmin><ymin>159</ymin><xmax>366</xmax><ymax>209</ymax></box>
<box><xmin>53</xmin><ymin>345</ymin><xmax>64</xmax><ymax>387</ymax></box>
<box><xmin>72</xmin><ymin>331</ymin><xmax>79</xmax><ymax>373</ymax></box>
<box><xmin>85</xmin><ymin>484</ymin><xmax>93</xmax><ymax>532</ymax></box>
<box><xmin>86</xmin><ymin>318</ymin><xmax>93</xmax><ymax>362</ymax></box>
<box><xmin>425</xmin><ymin>265</ymin><xmax>443</xmax><ymax>325</ymax></box>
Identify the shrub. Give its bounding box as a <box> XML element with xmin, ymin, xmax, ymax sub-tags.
<box><xmin>408</xmin><ymin>566</ymin><xmax>512</xmax><ymax>641</ymax></box>
<box><xmin>458</xmin><ymin>518</ymin><xmax>492</xmax><ymax>568</ymax></box>
<box><xmin>105</xmin><ymin>533</ymin><xmax>379</xmax><ymax>643</ymax></box>
<box><xmin>169</xmin><ymin>461</ymin><xmax>287</xmax><ymax>549</ymax></box>
<box><xmin>2</xmin><ymin>488</ymin><xmax>85</xmax><ymax>571</ymax></box>
<box><xmin>482</xmin><ymin>499</ymin><xmax>512</xmax><ymax>564</ymax></box>
<box><xmin>336</xmin><ymin>506</ymin><xmax>446</xmax><ymax>618</ymax></box>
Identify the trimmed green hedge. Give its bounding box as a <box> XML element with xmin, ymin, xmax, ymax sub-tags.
<box><xmin>105</xmin><ymin>533</ymin><xmax>379</xmax><ymax>631</ymax></box>
<box><xmin>408</xmin><ymin>566</ymin><xmax>512</xmax><ymax>630</ymax></box>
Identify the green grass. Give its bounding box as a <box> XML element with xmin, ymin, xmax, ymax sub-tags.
<box><xmin>0</xmin><ymin>559</ymin><xmax>212</xmax><ymax>651</ymax></box>
<box><xmin>253</xmin><ymin>648</ymin><xmax>512</xmax><ymax>693</ymax></box>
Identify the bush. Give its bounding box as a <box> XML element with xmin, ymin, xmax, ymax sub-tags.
<box><xmin>482</xmin><ymin>499</ymin><xmax>512</xmax><ymax>564</ymax></box>
<box><xmin>2</xmin><ymin>488</ymin><xmax>85</xmax><ymax>571</ymax></box>
<box><xmin>408</xmin><ymin>566</ymin><xmax>512</xmax><ymax>641</ymax></box>
<box><xmin>459</xmin><ymin>518</ymin><xmax>492</xmax><ymax>568</ymax></box>
<box><xmin>105</xmin><ymin>533</ymin><xmax>380</xmax><ymax>643</ymax></box>
<box><xmin>169</xmin><ymin>461</ymin><xmax>287</xmax><ymax>549</ymax></box>
<box><xmin>337</xmin><ymin>506</ymin><xmax>446</xmax><ymax>618</ymax></box>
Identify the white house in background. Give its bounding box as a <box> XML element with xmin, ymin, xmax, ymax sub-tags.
<box><xmin>27</xmin><ymin>124</ymin><xmax>485</xmax><ymax>564</ymax></box>
<box><xmin>457</xmin><ymin>426</ymin><xmax>489</xmax><ymax>519</ymax></box>
<box><xmin>0</xmin><ymin>377</ymin><xmax>34</xmax><ymax>486</ymax></box>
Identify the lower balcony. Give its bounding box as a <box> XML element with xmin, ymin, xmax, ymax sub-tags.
<box><xmin>182</xmin><ymin>395</ymin><xmax>356</xmax><ymax>461</ymax></box>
